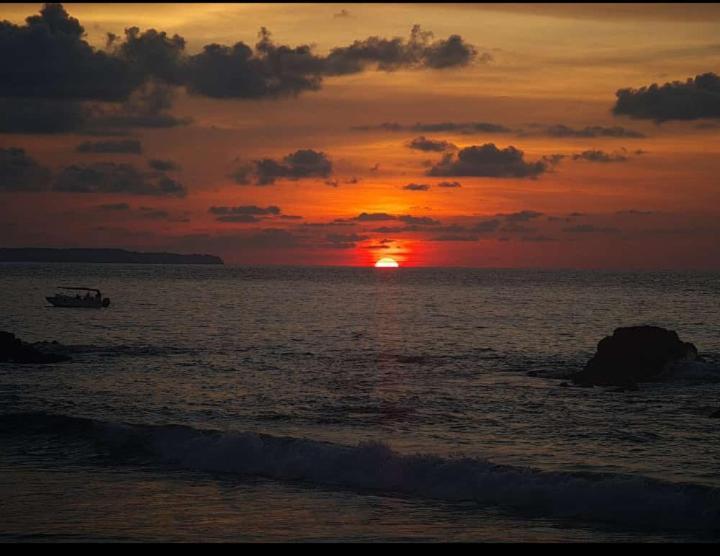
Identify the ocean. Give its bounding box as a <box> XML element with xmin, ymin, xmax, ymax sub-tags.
<box><xmin>1</xmin><ymin>263</ymin><xmax>719</xmax><ymax>542</ymax></box>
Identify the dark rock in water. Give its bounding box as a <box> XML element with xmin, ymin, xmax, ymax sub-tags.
<box><xmin>0</xmin><ymin>331</ymin><xmax>71</xmax><ymax>364</ymax></box>
<box><xmin>710</xmin><ymin>409</ymin><xmax>720</xmax><ymax>418</ymax></box>
<box><xmin>571</xmin><ymin>326</ymin><xmax>697</xmax><ymax>387</ymax></box>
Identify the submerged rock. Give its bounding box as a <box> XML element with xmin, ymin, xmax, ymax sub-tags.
<box><xmin>0</xmin><ymin>331</ymin><xmax>71</xmax><ymax>364</ymax></box>
<box><xmin>571</xmin><ymin>326</ymin><xmax>697</xmax><ymax>387</ymax></box>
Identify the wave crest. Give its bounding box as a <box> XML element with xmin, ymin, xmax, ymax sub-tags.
<box><xmin>1</xmin><ymin>411</ymin><xmax>719</xmax><ymax>532</ymax></box>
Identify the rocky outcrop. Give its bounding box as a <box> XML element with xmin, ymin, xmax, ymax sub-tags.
<box><xmin>571</xmin><ymin>326</ymin><xmax>697</xmax><ymax>387</ymax></box>
<box><xmin>0</xmin><ymin>331</ymin><xmax>71</xmax><ymax>364</ymax></box>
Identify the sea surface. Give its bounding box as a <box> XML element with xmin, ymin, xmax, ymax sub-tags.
<box><xmin>1</xmin><ymin>263</ymin><xmax>720</xmax><ymax>542</ymax></box>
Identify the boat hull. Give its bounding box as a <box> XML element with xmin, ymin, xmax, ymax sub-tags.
<box><xmin>46</xmin><ymin>296</ymin><xmax>107</xmax><ymax>308</ymax></box>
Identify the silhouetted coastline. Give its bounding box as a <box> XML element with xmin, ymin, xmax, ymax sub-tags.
<box><xmin>0</xmin><ymin>248</ymin><xmax>223</xmax><ymax>265</ymax></box>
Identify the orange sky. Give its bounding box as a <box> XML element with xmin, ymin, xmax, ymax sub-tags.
<box><xmin>1</xmin><ymin>3</ymin><xmax>720</xmax><ymax>268</ymax></box>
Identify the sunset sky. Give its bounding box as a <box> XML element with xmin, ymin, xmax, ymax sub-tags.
<box><xmin>2</xmin><ymin>3</ymin><xmax>720</xmax><ymax>268</ymax></box>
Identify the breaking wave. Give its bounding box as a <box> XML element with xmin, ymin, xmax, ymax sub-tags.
<box><xmin>1</xmin><ymin>411</ymin><xmax>719</xmax><ymax>532</ymax></box>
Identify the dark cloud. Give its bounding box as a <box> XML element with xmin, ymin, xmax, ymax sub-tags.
<box><xmin>537</xmin><ymin>124</ymin><xmax>645</xmax><ymax>138</ymax></box>
<box><xmin>563</xmin><ymin>224</ymin><xmax>621</xmax><ymax>234</ymax></box>
<box><xmin>185</xmin><ymin>29</ymin><xmax>325</xmax><ymax>99</ymax></box>
<box><xmin>436</xmin><ymin>181</ymin><xmax>461</xmax><ymax>188</ymax></box>
<box><xmin>148</xmin><ymin>159</ymin><xmax>181</xmax><ymax>171</ymax></box>
<box><xmin>498</xmin><ymin>210</ymin><xmax>544</xmax><ymax>222</ymax></box>
<box><xmin>97</xmin><ymin>202</ymin><xmax>130</xmax><ymax>211</ymax></box>
<box><xmin>209</xmin><ymin>205</ymin><xmax>282</xmax><ymax>222</ymax></box>
<box><xmin>326</xmin><ymin>233</ymin><xmax>369</xmax><ymax>249</ymax></box>
<box><xmin>76</xmin><ymin>139</ymin><xmax>142</xmax><ymax>154</ymax></box>
<box><xmin>398</xmin><ymin>215</ymin><xmax>440</xmax><ymax>226</ymax></box>
<box><xmin>53</xmin><ymin>162</ymin><xmax>186</xmax><ymax>196</ymax></box>
<box><xmin>235</xmin><ymin>149</ymin><xmax>333</xmax><ymax>185</ymax></box>
<box><xmin>520</xmin><ymin>235</ymin><xmax>557</xmax><ymax>242</ymax></box>
<box><xmin>427</xmin><ymin>144</ymin><xmax>547</xmax><ymax>178</ymax></box>
<box><xmin>87</xmin><ymin>81</ymin><xmax>192</xmax><ymax>131</ymax></box>
<box><xmin>2</xmin><ymin>4</ymin><xmax>484</xmax><ymax>119</ymax></box>
<box><xmin>112</xmin><ymin>26</ymin><xmax>186</xmax><ymax>85</ymax></box>
<box><xmin>0</xmin><ymin>83</ymin><xmax>189</xmax><ymax>135</ymax></box>
<box><xmin>137</xmin><ymin>206</ymin><xmax>170</xmax><ymax>220</ymax></box>
<box><xmin>337</xmin><ymin>212</ymin><xmax>440</xmax><ymax>226</ymax></box>
<box><xmin>500</xmin><ymin>223</ymin><xmax>536</xmax><ymax>233</ymax></box>
<box><xmin>346</xmin><ymin>212</ymin><xmax>396</xmax><ymax>222</ymax></box>
<box><xmin>572</xmin><ymin>150</ymin><xmax>628</xmax><ymax>163</ymax></box>
<box><xmin>431</xmin><ymin>234</ymin><xmax>479</xmax><ymax>241</ymax></box>
<box><xmin>616</xmin><ymin>209</ymin><xmax>656</xmax><ymax>216</ymax></box>
<box><xmin>429</xmin><ymin>220</ymin><xmax>500</xmax><ymax>241</ymax></box>
<box><xmin>402</xmin><ymin>183</ymin><xmax>431</xmax><ymax>191</ymax></box>
<box><xmin>353</xmin><ymin>121</ymin><xmax>511</xmax><ymax>134</ymax></box>
<box><xmin>613</xmin><ymin>73</ymin><xmax>720</xmax><ymax>121</ymax></box>
<box><xmin>186</xmin><ymin>25</ymin><xmax>481</xmax><ymax>99</ymax></box>
<box><xmin>407</xmin><ymin>136</ymin><xmax>456</xmax><ymax>152</ymax></box>
<box><xmin>0</xmin><ymin>147</ymin><xmax>52</xmax><ymax>191</ymax></box>
<box><xmin>323</xmin><ymin>25</ymin><xmax>479</xmax><ymax>75</ymax></box>
<box><xmin>0</xmin><ymin>3</ymin><xmax>138</xmax><ymax>101</ymax></box>
<box><xmin>471</xmin><ymin>219</ymin><xmax>501</xmax><ymax>233</ymax></box>
<box><xmin>0</xmin><ymin>98</ymin><xmax>89</xmax><ymax>133</ymax></box>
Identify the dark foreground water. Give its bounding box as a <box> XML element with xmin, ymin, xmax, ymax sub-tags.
<box><xmin>1</xmin><ymin>264</ymin><xmax>720</xmax><ymax>542</ymax></box>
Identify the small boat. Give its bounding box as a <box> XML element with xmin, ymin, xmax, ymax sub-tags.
<box><xmin>46</xmin><ymin>286</ymin><xmax>110</xmax><ymax>308</ymax></box>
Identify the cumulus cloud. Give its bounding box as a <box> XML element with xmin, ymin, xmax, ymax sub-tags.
<box><xmin>187</xmin><ymin>25</ymin><xmax>481</xmax><ymax>99</ymax></box>
<box><xmin>0</xmin><ymin>98</ymin><xmax>90</xmax><ymax>133</ymax></box>
<box><xmin>323</xmin><ymin>25</ymin><xmax>479</xmax><ymax>75</ymax></box>
<box><xmin>429</xmin><ymin>219</ymin><xmax>500</xmax><ymax>241</ymax></box>
<box><xmin>336</xmin><ymin>212</ymin><xmax>440</xmax><ymax>226</ymax></box>
<box><xmin>536</xmin><ymin>124</ymin><xmax>645</xmax><ymax>138</ymax></box>
<box><xmin>234</xmin><ymin>149</ymin><xmax>333</xmax><ymax>185</ymax></box>
<box><xmin>613</xmin><ymin>72</ymin><xmax>720</xmax><ymax>121</ymax></box>
<box><xmin>111</xmin><ymin>26</ymin><xmax>186</xmax><ymax>86</ymax></box>
<box><xmin>0</xmin><ymin>3</ymin><xmax>138</xmax><ymax>101</ymax></box>
<box><xmin>407</xmin><ymin>136</ymin><xmax>456</xmax><ymax>152</ymax></box>
<box><xmin>402</xmin><ymin>183</ymin><xmax>431</xmax><ymax>191</ymax></box>
<box><xmin>1</xmin><ymin>3</ymin><xmax>485</xmax><ymax>139</ymax></box>
<box><xmin>97</xmin><ymin>202</ymin><xmax>130</xmax><ymax>211</ymax></box>
<box><xmin>471</xmin><ymin>219</ymin><xmax>501</xmax><ymax>232</ymax></box>
<box><xmin>427</xmin><ymin>144</ymin><xmax>547</xmax><ymax>178</ymax></box>
<box><xmin>86</xmin><ymin>81</ymin><xmax>192</xmax><ymax>131</ymax></box>
<box><xmin>353</xmin><ymin>121</ymin><xmax>511</xmax><ymax>134</ymax></box>
<box><xmin>326</xmin><ymin>233</ymin><xmax>369</xmax><ymax>249</ymax></box>
<box><xmin>76</xmin><ymin>139</ymin><xmax>142</xmax><ymax>154</ymax></box>
<box><xmin>53</xmin><ymin>162</ymin><xmax>186</xmax><ymax>196</ymax></box>
<box><xmin>399</xmin><ymin>215</ymin><xmax>440</xmax><ymax>225</ymax></box>
<box><xmin>572</xmin><ymin>150</ymin><xmax>628</xmax><ymax>163</ymax></box>
<box><xmin>148</xmin><ymin>159</ymin><xmax>181</xmax><ymax>171</ymax></box>
<box><xmin>0</xmin><ymin>147</ymin><xmax>52</xmax><ymax>191</ymax></box>
<box><xmin>209</xmin><ymin>205</ymin><xmax>283</xmax><ymax>222</ymax></box>
<box><xmin>562</xmin><ymin>224</ymin><xmax>621</xmax><ymax>234</ymax></box>
<box><xmin>498</xmin><ymin>210</ymin><xmax>544</xmax><ymax>222</ymax></box>
<box><xmin>137</xmin><ymin>206</ymin><xmax>170</xmax><ymax>220</ymax></box>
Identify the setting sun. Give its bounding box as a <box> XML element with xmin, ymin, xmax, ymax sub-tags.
<box><xmin>375</xmin><ymin>257</ymin><xmax>399</xmax><ymax>268</ymax></box>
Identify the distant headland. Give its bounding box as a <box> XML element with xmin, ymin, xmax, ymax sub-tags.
<box><xmin>0</xmin><ymin>248</ymin><xmax>224</xmax><ymax>265</ymax></box>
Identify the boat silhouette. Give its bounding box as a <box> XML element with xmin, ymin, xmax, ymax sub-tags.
<box><xmin>46</xmin><ymin>287</ymin><xmax>110</xmax><ymax>308</ymax></box>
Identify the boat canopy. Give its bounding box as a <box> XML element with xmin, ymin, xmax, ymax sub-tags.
<box><xmin>57</xmin><ymin>286</ymin><xmax>101</xmax><ymax>294</ymax></box>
